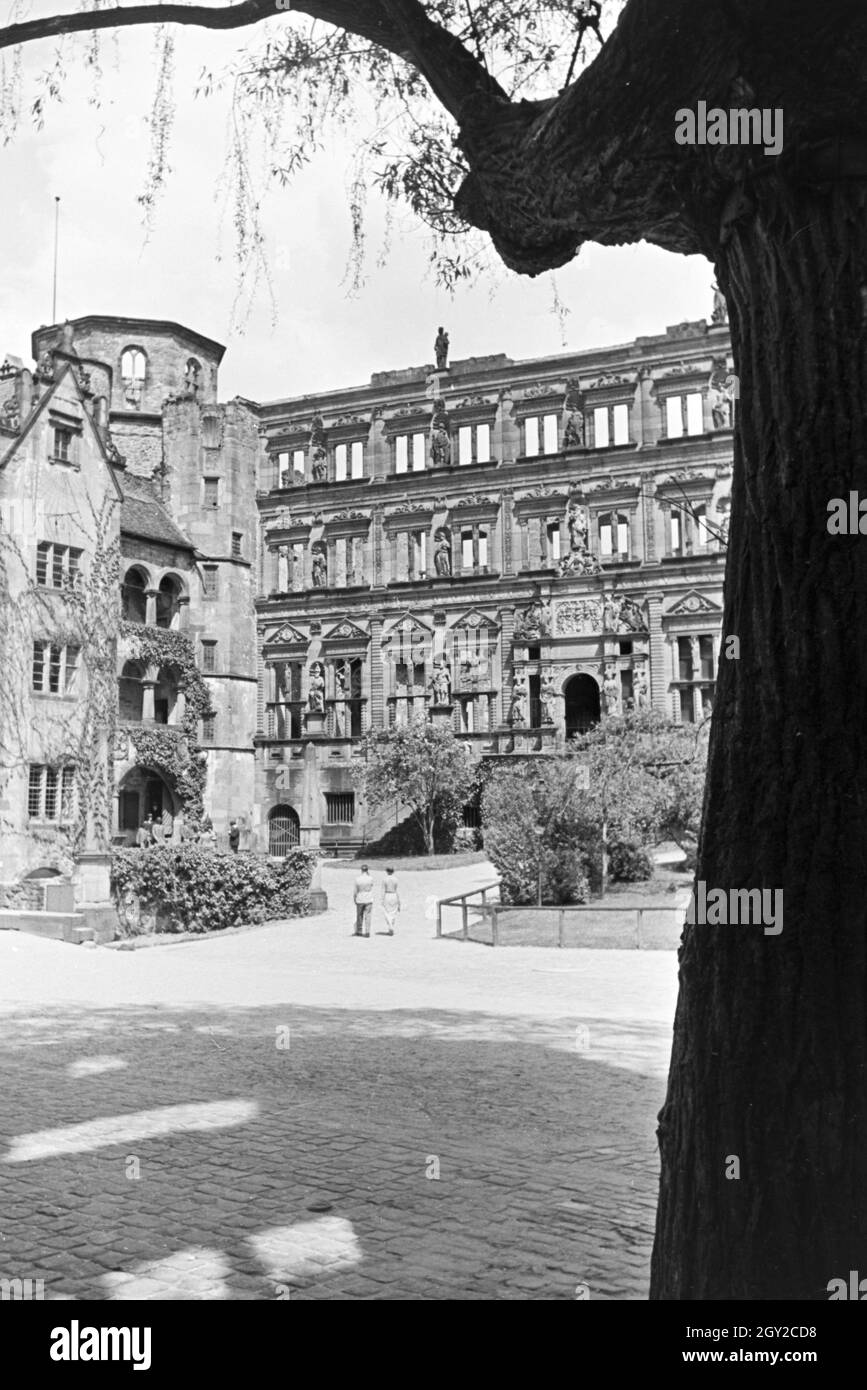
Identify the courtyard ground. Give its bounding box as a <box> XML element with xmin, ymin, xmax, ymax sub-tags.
<box><xmin>0</xmin><ymin>860</ymin><xmax>679</xmax><ymax>1300</ymax></box>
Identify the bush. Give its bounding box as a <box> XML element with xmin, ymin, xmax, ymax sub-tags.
<box><xmin>609</xmin><ymin>840</ymin><xmax>654</xmax><ymax>883</ymax></box>
<box><xmin>453</xmin><ymin>825</ymin><xmax>482</xmax><ymax>853</ymax></box>
<box><xmin>111</xmin><ymin>845</ymin><xmax>315</xmax><ymax>935</ymax></box>
<box><xmin>360</xmin><ymin>815</ymin><xmax>455</xmax><ymax>858</ymax></box>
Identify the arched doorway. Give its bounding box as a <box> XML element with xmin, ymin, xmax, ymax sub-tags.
<box><xmin>116</xmin><ymin>767</ymin><xmax>179</xmax><ymax>844</ymax></box>
<box><xmin>268</xmin><ymin>804</ymin><xmax>300</xmax><ymax>857</ymax></box>
<box><xmin>564</xmin><ymin>674</ymin><xmax>601</xmax><ymax>737</ymax></box>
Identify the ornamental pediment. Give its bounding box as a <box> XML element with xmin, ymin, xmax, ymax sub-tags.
<box><xmin>666</xmin><ymin>590</ymin><xmax>722</xmax><ymax>617</ymax></box>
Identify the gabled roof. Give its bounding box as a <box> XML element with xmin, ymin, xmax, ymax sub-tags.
<box><xmin>120</xmin><ymin>473</ymin><xmax>193</xmax><ymax>550</ymax></box>
<box><xmin>0</xmin><ymin>362</ymin><xmax>123</xmax><ymax>503</ymax></box>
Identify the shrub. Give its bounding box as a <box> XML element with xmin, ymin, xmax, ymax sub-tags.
<box><xmin>111</xmin><ymin>845</ymin><xmax>315</xmax><ymax>935</ymax></box>
<box><xmin>609</xmin><ymin>839</ymin><xmax>654</xmax><ymax>883</ymax></box>
<box><xmin>360</xmin><ymin>815</ymin><xmax>455</xmax><ymax>858</ymax></box>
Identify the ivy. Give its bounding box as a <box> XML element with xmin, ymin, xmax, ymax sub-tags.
<box><xmin>120</xmin><ymin>620</ymin><xmax>215</xmax><ymax>828</ymax></box>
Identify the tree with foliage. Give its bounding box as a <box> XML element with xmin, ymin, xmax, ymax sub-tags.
<box><xmin>354</xmin><ymin>718</ymin><xmax>475</xmax><ymax>855</ymax></box>
<box><xmin>4</xmin><ymin>0</ymin><xmax>864</xmax><ymax>1300</ymax></box>
<box><xmin>482</xmin><ymin>711</ymin><xmax>706</xmax><ymax>902</ymax></box>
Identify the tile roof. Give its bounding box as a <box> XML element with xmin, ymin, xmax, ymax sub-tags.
<box><xmin>120</xmin><ymin>474</ymin><xmax>193</xmax><ymax>550</ymax></box>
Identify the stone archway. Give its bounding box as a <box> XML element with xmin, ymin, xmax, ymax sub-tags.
<box><xmin>564</xmin><ymin>673</ymin><xmax>601</xmax><ymax>737</ymax></box>
<box><xmin>268</xmin><ymin>804</ymin><xmax>300</xmax><ymax>858</ymax></box>
<box><xmin>116</xmin><ymin>767</ymin><xmax>179</xmax><ymax>844</ymax></box>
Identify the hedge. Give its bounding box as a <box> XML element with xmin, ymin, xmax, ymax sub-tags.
<box><xmin>111</xmin><ymin>845</ymin><xmax>315</xmax><ymax>935</ymax></box>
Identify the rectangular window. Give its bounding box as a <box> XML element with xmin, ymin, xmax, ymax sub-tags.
<box><xmin>44</xmin><ymin>766</ymin><xmax>58</xmax><ymax>820</ymax></box>
<box><xmin>525</xmin><ymin>417</ymin><xmax>540</xmax><ymax>457</ymax></box>
<box><xmin>677</xmin><ymin>636</ymin><xmax>694</xmax><ymax>682</ymax></box>
<box><xmin>412</xmin><ymin>433</ymin><xmax>426</xmax><ymax>471</ymax></box>
<box><xmin>478</xmin><ymin>530</ymin><xmax>488</xmax><ymax>569</ymax></box>
<box><xmin>458</xmin><ymin>425</ymin><xmax>473</xmax><ymax>466</ymax></box>
<box><xmin>52</xmin><ymin>546</ymin><xmax>65</xmax><ymax>587</ymax></box>
<box><xmin>53</xmin><ymin>426</ymin><xmax>73</xmax><ymax>462</ymax></box>
<box><xmin>202</xmin><ymin>566</ymin><xmax>218</xmax><ymax>598</ymax></box>
<box><xmin>231</xmin><ymin>532</ymin><xmax>242</xmax><ymax>558</ymax></box>
<box><xmin>28</xmin><ymin>766</ymin><xmax>42</xmax><ymax>818</ymax></box>
<box><xmin>461</xmin><ymin>530</ymin><xmax>474</xmax><ymax>569</ymax></box>
<box><xmin>293</xmin><ymin>448</ymin><xmax>306</xmax><ymax>477</ymax></box>
<box><xmin>48</xmin><ymin>644</ymin><xmax>62</xmax><ymax>694</ymax></box>
<box><xmin>542</xmin><ymin>414</ymin><xmax>559</xmax><ymax>455</ymax></box>
<box><xmin>686</xmin><ymin>393</ymin><xmax>704</xmax><ymax>436</ymax></box>
<box><xmin>276</xmin><ymin>450</ymin><xmax>289</xmax><ymax>485</ymax></box>
<box><xmin>476</xmin><ymin>423</ymin><xmax>491</xmax><ymax>463</ymax></box>
<box><xmin>60</xmin><ymin>766</ymin><xmax>75</xmax><ymax>821</ymax></box>
<box><xmin>699</xmin><ymin>635</ymin><xmax>715</xmax><ymax>681</ymax></box>
<box><xmin>202</xmin><ymin>713</ymin><xmax>216</xmax><ymax>744</ymax></box>
<box><xmin>203</xmin><ymin>478</ymin><xmax>219</xmax><ymax>509</ymax></box>
<box><xmin>201</xmin><ymin>641</ymin><xmax>217</xmax><ymax>673</ymax></box>
<box><xmin>325</xmin><ymin>792</ymin><xmax>355</xmax><ymax>824</ymax></box>
<box><xmin>351</xmin><ymin>441</ymin><xmax>364</xmax><ymax>479</ymax></box>
<box><xmin>36</xmin><ymin>542</ymin><xmax>50</xmax><ymax>585</ymax></box>
<box><xmin>64</xmin><ymin>645</ymin><xmax>80</xmax><ymax>692</ymax></box>
<box><xmin>68</xmin><ymin>548</ymin><xmax>81</xmax><ymax>584</ymax></box>
<box><xmin>32</xmin><ymin>642</ymin><xmax>46</xmax><ymax>690</ymax></box>
<box><xmin>600</xmin><ymin>521</ymin><xmax>613</xmax><ymax>557</ymax></box>
<box><xmin>410</xmin><ymin>530</ymin><xmax>426</xmax><ymax>578</ymax></box>
<box><xmin>696</xmin><ymin>507</ymin><xmax>711</xmax><ymax>548</ymax></box>
<box><xmin>335</xmin><ymin>443</ymin><xmax>348</xmax><ymax>481</ymax></box>
<box><xmin>395</xmin><ymin>436</ymin><xmax>408</xmax><ymax>474</ymax></box>
<box><xmin>666</xmin><ymin>396</ymin><xmax>684</xmax><ymax>438</ymax></box>
<box><xmin>671</xmin><ymin>510</ymin><xmax>683</xmax><ymax>553</ymax></box>
<box><xmin>679</xmin><ymin>688</ymin><xmax>696</xmax><ymax>724</ymax></box>
<box><xmin>617</xmin><ymin>519</ymin><xmax>629</xmax><ymax>555</ymax></box>
<box><xmin>546</xmin><ymin>523</ymin><xmax>561</xmax><ymax>561</ymax></box>
<box><xmin>613</xmin><ymin>403</ymin><xmax>630</xmax><ymax>445</ymax></box>
<box><xmin>594</xmin><ymin>407</ymin><xmax>610</xmax><ymax>449</ymax></box>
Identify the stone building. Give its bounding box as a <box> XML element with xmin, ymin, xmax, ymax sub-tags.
<box><xmin>255</xmin><ymin>315</ymin><xmax>734</xmax><ymax>855</ymax></box>
<box><xmin>0</xmin><ymin>307</ymin><xmax>734</xmax><ymax>912</ymax></box>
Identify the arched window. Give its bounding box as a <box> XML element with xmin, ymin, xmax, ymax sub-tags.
<box><xmin>156</xmin><ymin>574</ymin><xmax>183</xmax><ymax>630</ymax></box>
<box><xmin>121</xmin><ymin>566</ymin><xmax>148</xmax><ymax>623</ymax></box>
<box><xmin>268</xmin><ymin>805</ymin><xmax>300</xmax><ymax>857</ymax></box>
<box><xmin>120</xmin><ymin>347</ymin><xmax>147</xmax><ymax>408</ymax></box>
<box><xmin>118</xmin><ymin>661</ymin><xmax>144</xmax><ymax>722</ymax></box>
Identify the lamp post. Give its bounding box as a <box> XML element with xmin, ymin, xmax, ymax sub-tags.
<box><xmin>534</xmin><ymin>822</ymin><xmax>545</xmax><ymax>907</ymax></box>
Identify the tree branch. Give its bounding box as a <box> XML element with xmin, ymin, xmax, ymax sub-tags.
<box><xmin>0</xmin><ymin>0</ymin><xmax>278</xmax><ymax>51</ymax></box>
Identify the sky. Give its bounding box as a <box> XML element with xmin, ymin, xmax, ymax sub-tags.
<box><xmin>0</xmin><ymin>13</ymin><xmax>716</xmax><ymax>403</ymax></box>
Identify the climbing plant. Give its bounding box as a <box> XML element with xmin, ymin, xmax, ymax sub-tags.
<box><xmin>119</xmin><ymin>620</ymin><xmax>215</xmax><ymax>828</ymax></box>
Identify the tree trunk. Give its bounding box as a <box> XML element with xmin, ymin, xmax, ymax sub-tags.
<box><xmin>651</xmin><ymin>177</ymin><xmax>867</xmax><ymax>1299</ymax></box>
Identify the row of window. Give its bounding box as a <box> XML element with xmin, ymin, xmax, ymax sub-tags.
<box><xmin>267</xmin><ymin>391</ymin><xmax>722</xmax><ymax>487</ymax></box>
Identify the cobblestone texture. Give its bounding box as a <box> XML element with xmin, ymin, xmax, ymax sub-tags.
<box><xmin>0</xmin><ymin>862</ymin><xmax>678</xmax><ymax>1300</ymax></box>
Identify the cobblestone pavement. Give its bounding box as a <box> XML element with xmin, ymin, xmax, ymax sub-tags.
<box><xmin>0</xmin><ymin>862</ymin><xmax>679</xmax><ymax>1300</ymax></box>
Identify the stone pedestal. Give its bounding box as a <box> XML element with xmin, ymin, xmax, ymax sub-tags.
<box><xmin>428</xmin><ymin>703</ymin><xmax>454</xmax><ymax>729</ymax></box>
<box><xmin>73</xmin><ymin>852</ymin><xmax>118</xmax><ymax>944</ymax></box>
<box><xmin>308</xmin><ymin>858</ymin><xmax>328</xmax><ymax>914</ymax></box>
<box><xmin>304</xmin><ymin>710</ymin><xmax>326</xmax><ymax>736</ymax></box>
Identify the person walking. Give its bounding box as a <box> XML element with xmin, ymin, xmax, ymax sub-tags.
<box><xmin>353</xmin><ymin>863</ymin><xmax>375</xmax><ymax>937</ymax></box>
<box><xmin>381</xmin><ymin>867</ymin><xmax>401</xmax><ymax>936</ymax></box>
<box><xmin>228</xmin><ymin>819</ymin><xmax>241</xmax><ymax>853</ymax></box>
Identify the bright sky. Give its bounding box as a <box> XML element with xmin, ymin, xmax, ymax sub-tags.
<box><xmin>0</xmin><ymin>13</ymin><xmax>715</xmax><ymax>402</ymax></box>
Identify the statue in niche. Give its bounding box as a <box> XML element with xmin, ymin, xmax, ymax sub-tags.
<box><xmin>184</xmin><ymin>359</ymin><xmax>201</xmax><ymax>395</ymax></box>
<box><xmin>619</xmin><ymin>596</ymin><xmax>648</xmax><ymax>632</ymax></box>
<box><xmin>430</xmin><ymin>400</ymin><xmax>451</xmax><ymax>467</ymax></box>
<box><xmin>711</xmin><ymin>282</ymin><xmax>728</xmax><ymax>325</ymax></box>
<box><xmin>434</xmin><ymin>530</ymin><xmax>452</xmax><ymax>576</ymax></box>
<box><xmin>602</xmin><ymin>595</ymin><xmax>620</xmax><ymax>632</ymax></box>
<box><xmin>562</xmin><ymin>377</ymin><xmax>585</xmax><ymax>447</ymax></box>
<box><xmin>310</xmin><ymin>410</ymin><xmax>328</xmax><ymax>480</ymax></box>
<box><xmin>334</xmin><ymin>664</ymin><xmax>349</xmax><ymax>734</ymax></box>
<box><xmin>277</xmin><ymin>545</ymin><xmax>291</xmax><ymax>592</ymax></box>
<box><xmin>708</xmin><ymin>380</ymin><xmax>732</xmax><ymax>429</ymax></box>
<box><xmin>311</xmin><ymin>545</ymin><xmax>327</xmax><ymax>588</ymax></box>
<box><xmin>633</xmin><ymin>666</ymin><xmax>650</xmax><ymax>709</ymax></box>
<box><xmin>311</xmin><ymin>448</ymin><xmax>327</xmax><ymax>482</ymax></box>
<box><xmin>434</xmin><ymin>327</ymin><xmax>450</xmax><ymax>371</ymax></box>
<box><xmin>509</xmin><ymin>670</ymin><xmax>528</xmax><ymax>726</ymax></box>
<box><xmin>540</xmin><ymin>671</ymin><xmax>558</xmax><ymax>725</ymax></box>
<box><xmin>566</xmin><ymin>500</ymin><xmax>589</xmax><ymax>553</ymax></box>
<box><xmin>602</xmin><ymin>664</ymin><xmax>621</xmax><ymax>717</ymax></box>
<box><xmin>308</xmin><ymin>662</ymin><xmax>326</xmax><ymax>714</ymax></box>
<box><xmin>515</xmin><ymin>594</ymin><xmax>551</xmax><ymax>641</ymax></box>
<box><xmin>430</xmin><ymin>661</ymin><xmax>452</xmax><ymax>706</ymax></box>
<box><xmin>35</xmin><ymin>350</ymin><xmax>55</xmax><ymax>384</ymax></box>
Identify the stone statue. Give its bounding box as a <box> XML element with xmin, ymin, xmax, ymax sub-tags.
<box><xmin>602</xmin><ymin>595</ymin><xmax>620</xmax><ymax>631</ymax></box>
<box><xmin>310</xmin><ymin>411</ymin><xmax>328</xmax><ymax>481</ymax></box>
<box><xmin>434</xmin><ymin>531</ymin><xmax>452</xmax><ymax>576</ymax></box>
<box><xmin>633</xmin><ymin>666</ymin><xmax>649</xmax><ymax>709</ymax></box>
<box><xmin>430</xmin><ymin>661</ymin><xmax>451</xmax><ymax>706</ymax></box>
<box><xmin>540</xmin><ymin>671</ymin><xmax>558</xmax><ymax>725</ymax></box>
<box><xmin>566</xmin><ymin>500</ymin><xmax>589</xmax><ymax>552</ymax></box>
<box><xmin>311</xmin><ymin>546</ymin><xmax>327</xmax><ymax>588</ymax></box>
<box><xmin>515</xmin><ymin>595</ymin><xmax>551</xmax><ymax>641</ymax></box>
<box><xmin>708</xmin><ymin>382</ymin><xmax>732</xmax><ymax>429</ymax></box>
<box><xmin>619</xmin><ymin>597</ymin><xmax>647</xmax><ymax>633</ymax></box>
<box><xmin>509</xmin><ymin>670</ymin><xmax>528</xmax><ymax>726</ymax></box>
<box><xmin>311</xmin><ymin>449</ymin><xmax>327</xmax><ymax>482</ymax></box>
<box><xmin>603</xmin><ymin>664</ymin><xmax>621</xmax><ymax>717</ymax></box>
<box><xmin>184</xmin><ymin>360</ymin><xmax>201</xmax><ymax>395</ymax></box>
<box><xmin>430</xmin><ymin>400</ymin><xmax>451</xmax><ymax>468</ymax></box>
<box><xmin>711</xmin><ymin>282</ymin><xmax>728</xmax><ymax>325</ymax></box>
<box><xmin>434</xmin><ymin>326</ymin><xmax>450</xmax><ymax>371</ymax></box>
<box><xmin>563</xmin><ymin>409</ymin><xmax>585</xmax><ymax>448</ymax></box>
<box><xmin>335</xmin><ymin>664</ymin><xmax>349</xmax><ymax>699</ymax></box>
<box><xmin>308</xmin><ymin>662</ymin><xmax>325</xmax><ymax>714</ymax></box>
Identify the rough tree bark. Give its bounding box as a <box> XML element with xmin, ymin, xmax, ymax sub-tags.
<box><xmin>4</xmin><ymin>0</ymin><xmax>867</xmax><ymax>1298</ymax></box>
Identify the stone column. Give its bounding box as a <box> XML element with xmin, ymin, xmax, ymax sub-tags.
<box><xmin>141</xmin><ymin>674</ymin><xmax>157</xmax><ymax>723</ymax></box>
<box><xmin>645</xmin><ymin>593</ymin><xmax>667</xmax><ymax>714</ymax></box>
<box><xmin>145</xmin><ymin>588</ymin><xmax>158</xmax><ymax>626</ymax></box>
